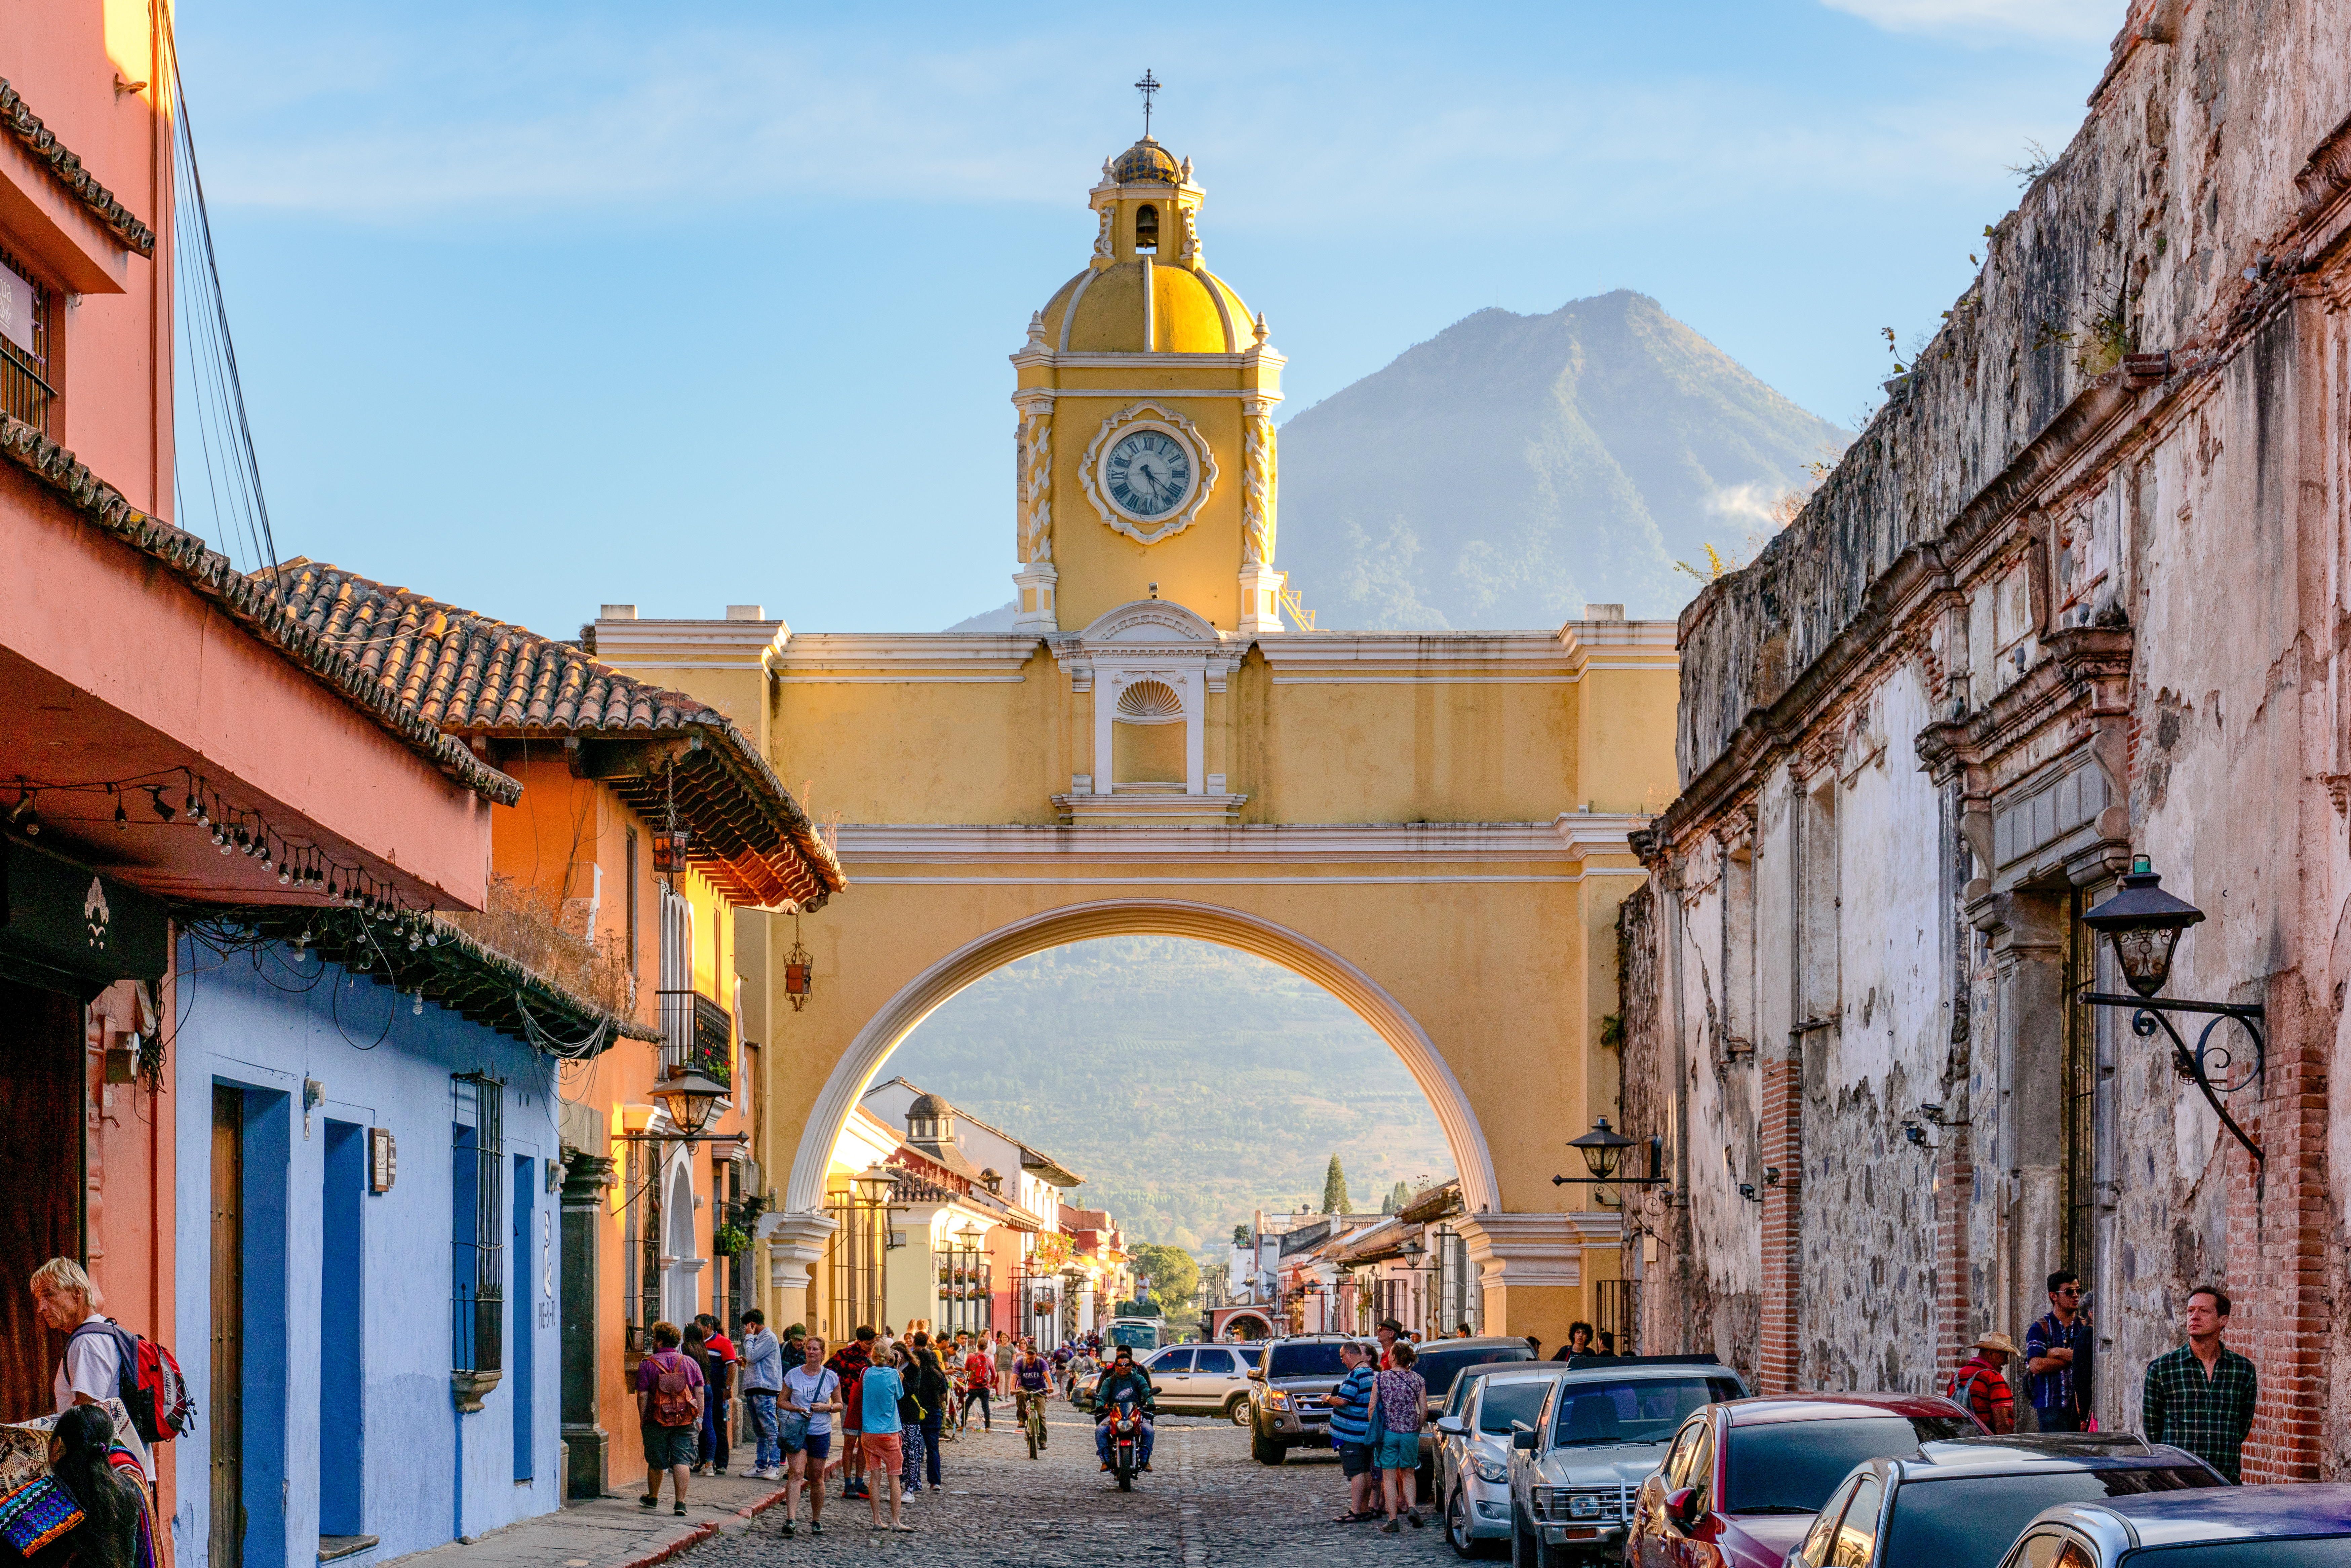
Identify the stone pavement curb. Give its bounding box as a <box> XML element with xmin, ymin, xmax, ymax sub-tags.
<box><xmin>609</xmin><ymin>1482</ymin><xmax>790</xmax><ymax>1568</ymax></box>
<box><xmin>378</xmin><ymin>1473</ymin><xmax>788</xmax><ymax>1568</ymax></box>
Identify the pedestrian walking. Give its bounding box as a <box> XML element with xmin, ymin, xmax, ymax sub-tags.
<box><xmin>2024</xmin><ymin>1272</ymin><xmax>2093</xmax><ymax>1433</ymax></box>
<box><xmin>779</xmin><ymin>1334</ymin><xmax>841</xmax><ymax>1539</ymax></box>
<box><xmin>738</xmin><ymin>1308</ymin><xmax>784</xmax><ymax>1479</ymax></box>
<box><xmin>959</xmin><ymin>1337</ymin><xmax>995</xmax><ymax>1431</ymax></box>
<box><xmin>29</xmin><ymin>1257</ymin><xmax>157</xmax><ymax>1482</ymax></box>
<box><xmin>859</xmin><ymin>1346</ymin><xmax>913</xmax><ymax>1532</ymax></box>
<box><xmin>2142</xmin><ymin>1285</ymin><xmax>2257</xmax><ymax>1483</ymax></box>
<box><xmin>695</xmin><ymin>1313</ymin><xmax>738</xmax><ymax>1474</ymax></box>
<box><xmin>1323</xmin><ymin>1340</ymin><xmax>1379</xmax><ymax>1524</ymax></box>
<box><xmin>1559</xmin><ymin>1322</ymin><xmax>1594</xmax><ymax>1361</ymax></box>
<box><xmin>633</xmin><ymin>1321</ymin><xmax>704</xmax><ymax>1517</ymax></box>
<box><xmin>828</xmin><ymin>1326</ymin><xmax>877</xmax><ymax>1500</ymax></box>
<box><xmin>1374</xmin><ymin>1318</ymin><xmax>1403</xmax><ymax>1369</ymax></box>
<box><xmin>1947</xmin><ymin>1332</ymin><xmax>2020</xmax><ymax>1435</ymax></box>
<box><xmin>907</xmin><ymin>1332</ymin><xmax>948</xmax><ymax>1491</ymax></box>
<box><xmin>1371</xmin><ymin>1341</ymin><xmax>1426</xmax><ymax>1533</ymax></box>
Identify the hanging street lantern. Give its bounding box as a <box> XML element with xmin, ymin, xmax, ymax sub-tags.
<box><xmin>652</xmin><ymin>826</ymin><xmax>692</xmax><ymax>875</ymax></box>
<box><xmin>853</xmin><ymin>1163</ymin><xmax>897</xmax><ymax>1208</ymax></box>
<box><xmin>784</xmin><ymin>914</ymin><xmax>814</xmax><ymax>1011</ymax></box>
<box><xmin>2079</xmin><ymin>854</ymin><xmax>2267</xmax><ymax>1176</ymax></box>
<box><xmin>653</xmin><ymin>1067</ymin><xmax>728</xmax><ymax>1138</ymax></box>
<box><xmin>2081</xmin><ymin>855</ymin><xmax>2205</xmax><ymax>997</ymax></box>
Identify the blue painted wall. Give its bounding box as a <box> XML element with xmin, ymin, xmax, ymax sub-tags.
<box><xmin>172</xmin><ymin>940</ymin><xmax>567</xmax><ymax>1568</ymax></box>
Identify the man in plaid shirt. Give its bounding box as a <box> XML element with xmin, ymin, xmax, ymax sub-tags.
<box><xmin>2141</xmin><ymin>1285</ymin><xmax>2256</xmax><ymax>1482</ymax></box>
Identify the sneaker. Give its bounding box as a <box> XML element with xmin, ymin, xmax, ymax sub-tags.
<box><xmin>673</xmin><ymin>1502</ymin><xmax>687</xmax><ymax>1517</ymax></box>
<box><xmin>1406</xmin><ymin>1511</ymin><xmax>1424</xmax><ymax>1529</ymax></box>
<box><xmin>1380</xmin><ymin>1520</ymin><xmax>1399</xmax><ymax>1534</ymax></box>
<box><xmin>810</xmin><ymin>1521</ymin><xmax>824</xmax><ymax>1537</ymax></box>
<box><xmin>637</xmin><ymin>1495</ymin><xmax>658</xmax><ymax>1511</ymax></box>
<box><xmin>780</xmin><ymin>1521</ymin><xmax>796</xmax><ymax>1539</ymax></box>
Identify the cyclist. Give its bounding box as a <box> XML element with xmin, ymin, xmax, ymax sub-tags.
<box><xmin>1011</xmin><ymin>1338</ymin><xmax>1053</xmax><ymax>1445</ymax></box>
<box><xmin>1091</xmin><ymin>1345</ymin><xmax>1156</xmax><ymax>1473</ymax></box>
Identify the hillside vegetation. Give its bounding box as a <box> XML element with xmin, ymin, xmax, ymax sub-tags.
<box><xmin>883</xmin><ymin>937</ymin><xmax>1455</xmax><ymax>1255</ymax></box>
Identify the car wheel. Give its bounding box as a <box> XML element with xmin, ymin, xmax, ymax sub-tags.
<box><xmin>1446</xmin><ymin>1487</ymin><xmax>1481</xmax><ymax>1559</ymax></box>
<box><xmin>1250</xmin><ymin>1424</ymin><xmax>1285</xmax><ymax>1465</ymax></box>
<box><xmin>1224</xmin><ymin>1396</ymin><xmax>1251</xmax><ymax>1427</ymax></box>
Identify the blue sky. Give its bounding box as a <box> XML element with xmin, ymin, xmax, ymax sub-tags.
<box><xmin>173</xmin><ymin>0</ymin><xmax>2117</xmax><ymax>637</ymax></box>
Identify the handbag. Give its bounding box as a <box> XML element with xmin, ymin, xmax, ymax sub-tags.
<box><xmin>775</xmin><ymin>1408</ymin><xmax>812</xmax><ymax>1449</ymax></box>
<box><xmin>1366</xmin><ymin>1373</ymin><xmax>1389</xmax><ymax>1447</ymax></box>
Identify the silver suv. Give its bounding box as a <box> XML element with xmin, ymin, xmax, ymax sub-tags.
<box><xmin>1506</xmin><ymin>1357</ymin><xmax>1747</xmax><ymax>1565</ymax></box>
<box><xmin>1244</xmin><ymin>1335</ymin><xmax>1357</xmax><ymax>1463</ymax></box>
<box><xmin>1143</xmin><ymin>1342</ymin><xmax>1257</xmax><ymax>1423</ymax></box>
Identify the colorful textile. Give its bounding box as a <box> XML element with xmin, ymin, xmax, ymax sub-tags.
<box><xmin>0</xmin><ymin>1475</ymin><xmax>84</xmax><ymax>1556</ymax></box>
<box><xmin>2142</xmin><ymin>1344</ymin><xmax>2258</xmax><ymax>1483</ymax></box>
<box><xmin>108</xmin><ymin>1448</ymin><xmax>160</xmax><ymax>1568</ymax></box>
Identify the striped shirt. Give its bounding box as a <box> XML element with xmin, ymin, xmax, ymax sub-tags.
<box><xmin>1329</xmin><ymin>1364</ymin><xmax>1376</xmax><ymax>1445</ymax></box>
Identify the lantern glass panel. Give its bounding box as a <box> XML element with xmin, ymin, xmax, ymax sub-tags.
<box><xmin>2111</xmin><ymin>925</ymin><xmax>2183</xmax><ymax>998</ymax></box>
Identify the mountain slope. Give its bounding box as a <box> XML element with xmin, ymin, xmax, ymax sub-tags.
<box><xmin>1275</xmin><ymin>290</ymin><xmax>1848</xmax><ymax>629</ymax></box>
<box><xmin>882</xmin><ymin>937</ymin><xmax>1455</xmax><ymax>1254</ymax></box>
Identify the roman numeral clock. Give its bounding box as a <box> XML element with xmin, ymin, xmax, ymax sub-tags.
<box><xmin>1081</xmin><ymin>404</ymin><xmax>1216</xmax><ymax>545</ymax></box>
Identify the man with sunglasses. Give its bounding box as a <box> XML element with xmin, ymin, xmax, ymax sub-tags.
<box><xmin>2025</xmin><ymin>1270</ymin><xmax>2093</xmax><ymax>1431</ymax></box>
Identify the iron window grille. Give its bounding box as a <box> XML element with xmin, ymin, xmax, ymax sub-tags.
<box><xmin>452</xmin><ymin>1072</ymin><xmax>506</xmax><ymax>1376</ymax></box>
<box><xmin>823</xmin><ymin>1185</ymin><xmax>889</xmax><ymax>1343</ymax></box>
<box><xmin>0</xmin><ymin>245</ymin><xmax>53</xmax><ymax>433</ymax></box>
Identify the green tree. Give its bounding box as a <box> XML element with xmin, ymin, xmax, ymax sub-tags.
<box><xmin>1383</xmin><ymin>1179</ymin><xmax>1411</xmax><ymax>1214</ymax></box>
<box><xmin>1130</xmin><ymin>1242</ymin><xmax>1200</xmax><ymax>1307</ymax></box>
<box><xmin>1232</xmin><ymin>1223</ymin><xmax>1251</xmax><ymax>1247</ymax></box>
<box><xmin>1320</xmin><ymin>1154</ymin><xmax>1354</xmax><ymax>1214</ymax></box>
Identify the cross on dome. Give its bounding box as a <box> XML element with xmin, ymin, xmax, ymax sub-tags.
<box><xmin>1134</xmin><ymin>68</ymin><xmax>1161</xmax><ymax>137</ymax></box>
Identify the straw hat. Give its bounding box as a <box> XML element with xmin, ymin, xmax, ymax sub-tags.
<box><xmin>1975</xmin><ymin>1332</ymin><xmax>2021</xmax><ymax>1357</ymax></box>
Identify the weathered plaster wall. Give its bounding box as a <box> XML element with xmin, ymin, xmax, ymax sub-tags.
<box><xmin>1637</xmin><ymin>0</ymin><xmax>2351</xmax><ymax>1475</ymax></box>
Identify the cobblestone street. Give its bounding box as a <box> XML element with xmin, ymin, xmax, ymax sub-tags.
<box><xmin>684</xmin><ymin>1408</ymin><xmax>1457</xmax><ymax>1567</ymax></box>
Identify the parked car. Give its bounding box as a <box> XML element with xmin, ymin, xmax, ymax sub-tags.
<box><xmin>1246</xmin><ymin>1334</ymin><xmax>1356</xmax><ymax>1462</ymax></box>
<box><xmin>1997</xmin><ymin>1481</ymin><xmax>2351</xmax><ymax>1566</ymax></box>
<box><xmin>1143</xmin><ymin>1342</ymin><xmax>1257</xmax><ymax>1422</ymax></box>
<box><xmin>1505</xmin><ymin>1356</ymin><xmax>1749</xmax><ymax>1566</ymax></box>
<box><xmin>1412</xmin><ymin>1337</ymin><xmax>1544</xmax><ymax>1462</ymax></box>
<box><xmin>1432</xmin><ymin>1364</ymin><xmax>1569</xmax><ymax>1557</ymax></box>
<box><xmin>1783</xmin><ymin>1435</ymin><xmax>2226</xmax><ymax>1568</ymax></box>
<box><xmin>1624</xmin><ymin>1392</ymin><xmax>1983</xmax><ymax>1568</ymax></box>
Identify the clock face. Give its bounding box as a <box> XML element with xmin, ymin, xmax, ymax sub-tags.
<box><xmin>1104</xmin><ymin>430</ymin><xmax>1194</xmax><ymax>519</ymax></box>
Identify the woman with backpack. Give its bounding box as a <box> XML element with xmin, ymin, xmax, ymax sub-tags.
<box><xmin>633</xmin><ymin>1322</ymin><xmax>705</xmax><ymax>1517</ymax></box>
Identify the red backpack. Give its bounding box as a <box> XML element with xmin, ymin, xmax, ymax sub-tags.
<box><xmin>70</xmin><ymin>1320</ymin><xmax>194</xmax><ymax>1443</ymax></box>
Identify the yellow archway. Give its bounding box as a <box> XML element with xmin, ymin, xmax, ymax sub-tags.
<box><xmin>784</xmin><ymin>897</ymin><xmax>1500</xmax><ymax>1216</ymax></box>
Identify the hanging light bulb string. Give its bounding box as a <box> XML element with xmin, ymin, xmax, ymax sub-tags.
<box><xmin>4</xmin><ymin>765</ymin><xmax>436</xmax><ymax>920</ymax></box>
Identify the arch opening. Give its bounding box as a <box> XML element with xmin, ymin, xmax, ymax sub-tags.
<box><xmin>786</xmin><ymin>898</ymin><xmax>1499</xmax><ymax>1221</ymax></box>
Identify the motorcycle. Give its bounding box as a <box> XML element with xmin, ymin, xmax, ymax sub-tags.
<box><xmin>1104</xmin><ymin>1393</ymin><xmax>1148</xmax><ymax>1491</ymax></box>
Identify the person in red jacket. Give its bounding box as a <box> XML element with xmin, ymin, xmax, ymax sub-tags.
<box><xmin>1947</xmin><ymin>1332</ymin><xmax>2019</xmax><ymax>1435</ymax></box>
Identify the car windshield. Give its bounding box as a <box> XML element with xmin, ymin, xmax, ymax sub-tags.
<box><xmin>1723</xmin><ymin>1416</ymin><xmax>1979</xmax><ymax>1513</ymax></box>
<box><xmin>1416</xmin><ymin>1345</ymin><xmax>1533</xmax><ymax>1399</ymax></box>
<box><xmin>1266</xmin><ymin>1344</ymin><xmax>1348</xmax><ymax>1379</ymax></box>
<box><xmin>1550</xmin><ymin>1378</ymin><xmax>1734</xmax><ymax>1447</ymax></box>
<box><xmin>1479</xmin><ymin>1380</ymin><xmax>1555</xmax><ymax>1435</ymax></box>
<box><xmin>2124</xmin><ymin>1543</ymin><xmax>2351</xmax><ymax>1566</ymax></box>
<box><xmin>1883</xmin><ymin>1470</ymin><xmax>2218</xmax><ymax>1565</ymax></box>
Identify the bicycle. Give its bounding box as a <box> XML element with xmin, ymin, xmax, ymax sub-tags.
<box><xmin>1017</xmin><ymin>1389</ymin><xmax>1048</xmax><ymax>1459</ymax></box>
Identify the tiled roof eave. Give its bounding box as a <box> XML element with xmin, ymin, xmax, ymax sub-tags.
<box><xmin>0</xmin><ymin>417</ymin><xmax>521</xmax><ymax>805</ymax></box>
<box><xmin>0</xmin><ymin>79</ymin><xmax>158</xmax><ymax>256</ymax></box>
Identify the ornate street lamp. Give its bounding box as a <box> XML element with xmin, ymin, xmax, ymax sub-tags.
<box><xmin>653</xmin><ymin>1067</ymin><xmax>729</xmax><ymax>1139</ymax></box>
<box><xmin>1552</xmin><ymin>1116</ymin><xmax>1666</xmax><ymax>1199</ymax></box>
<box><xmin>2081</xmin><ymin>855</ymin><xmax>2266</xmax><ymax>1174</ymax></box>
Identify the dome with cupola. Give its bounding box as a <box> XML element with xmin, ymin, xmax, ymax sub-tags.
<box><xmin>1025</xmin><ymin>144</ymin><xmax>1262</xmax><ymax>356</ymax></box>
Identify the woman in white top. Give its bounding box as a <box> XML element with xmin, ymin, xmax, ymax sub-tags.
<box><xmin>778</xmin><ymin>1336</ymin><xmax>842</xmax><ymax>1538</ymax></box>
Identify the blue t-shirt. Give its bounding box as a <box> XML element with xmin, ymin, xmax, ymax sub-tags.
<box><xmin>860</xmin><ymin>1366</ymin><xmax>906</xmax><ymax>1434</ymax></box>
<box><xmin>1329</xmin><ymin>1364</ymin><xmax>1376</xmax><ymax>1445</ymax></box>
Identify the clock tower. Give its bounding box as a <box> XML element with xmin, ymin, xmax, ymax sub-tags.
<box><xmin>1009</xmin><ymin>133</ymin><xmax>1286</xmax><ymax>635</ymax></box>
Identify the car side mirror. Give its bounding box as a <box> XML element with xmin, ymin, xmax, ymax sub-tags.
<box><xmin>1511</xmin><ymin>1422</ymin><xmax>1538</xmax><ymax>1451</ymax></box>
<box><xmin>1665</xmin><ymin>1487</ymin><xmax>1701</xmax><ymax>1530</ymax></box>
<box><xmin>1436</xmin><ymin>1416</ymin><xmax>1466</xmax><ymax>1436</ymax></box>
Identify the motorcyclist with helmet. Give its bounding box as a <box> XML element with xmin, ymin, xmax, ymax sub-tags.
<box><xmin>1091</xmin><ymin>1345</ymin><xmax>1155</xmax><ymax>1473</ymax></box>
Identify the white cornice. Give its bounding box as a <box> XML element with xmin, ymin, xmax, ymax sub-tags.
<box><xmin>774</xmin><ymin>633</ymin><xmax>1041</xmax><ymax>683</ymax></box>
<box><xmin>593</xmin><ymin>617</ymin><xmax>789</xmax><ymax>670</ymax></box>
<box><xmin>834</xmin><ymin>817</ymin><xmax>1649</xmax><ymax>866</ymax></box>
<box><xmin>1255</xmin><ymin>622</ymin><xmax>1676</xmax><ymax>683</ymax></box>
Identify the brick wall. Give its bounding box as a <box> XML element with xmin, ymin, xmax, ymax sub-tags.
<box><xmin>1758</xmin><ymin>1051</ymin><xmax>1802</xmax><ymax>1394</ymax></box>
